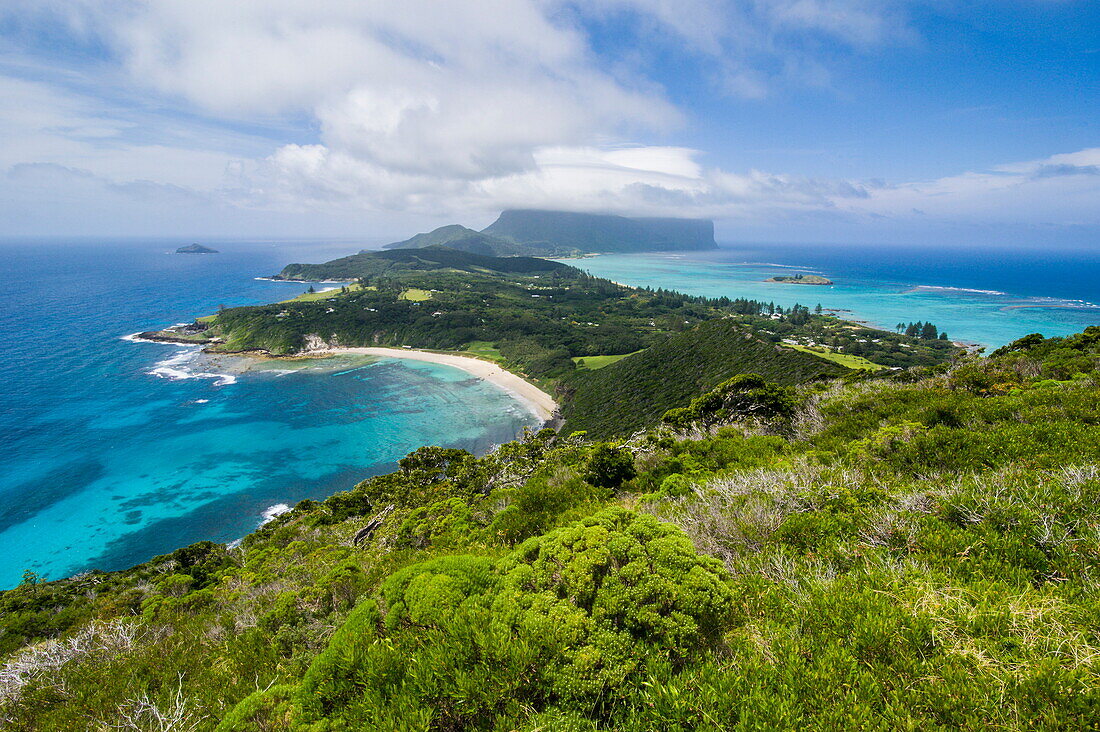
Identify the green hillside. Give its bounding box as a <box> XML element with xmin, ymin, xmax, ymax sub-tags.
<box><xmin>561</xmin><ymin>318</ymin><xmax>851</xmax><ymax>437</ymax></box>
<box><xmin>274</xmin><ymin>245</ymin><xmax>572</xmax><ymax>281</ymax></box>
<box><xmin>4</xmin><ymin>328</ymin><xmax>1100</xmax><ymax>729</ymax></box>
<box><xmin>213</xmin><ymin>250</ymin><xmax>942</xmax><ymax>381</ymax></box>
<box><xmin>212</xmin><ymin>248</ymin><xmax>753</xmax><ymax>373</ymax></box>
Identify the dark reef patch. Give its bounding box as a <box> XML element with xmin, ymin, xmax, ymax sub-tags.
<box><xmin>75</xmin><ymin>462</ymin><xmax>399</xmax><ymax>576</ymax></box>
<box><xmin>0</xmin><ymin>460</ymin><xmax>106</xmax><ymax>534</ymax></box>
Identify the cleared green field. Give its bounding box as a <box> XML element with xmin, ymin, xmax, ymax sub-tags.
<box><xmin>788</xmin><ymin>344</ymin><xmax>885</xmax><ymax>371</ymax></box>
<box><xmin>281</xmin><ymin>283</ymin><xmax>367</xmax><ymax>304</ymax></box>
<box><xmin>572</xmin><ymin>351</ymin><xmax>644</xmax><ymax>370</ymax></box>
<box><xmin>399</xmin><ymin>288</ymin><xmax>432</xmax><ymax>302</ymax></box>
<box><xmin>459</xmin><ymin>341</ymin><xmax>503</xmax><ymax>362</ymax></box>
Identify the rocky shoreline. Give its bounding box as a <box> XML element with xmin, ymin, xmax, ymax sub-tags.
<box><xmin>135</xmin><ymin>321</ymin><xmax>220</xmax><ymax>345</ymax></box>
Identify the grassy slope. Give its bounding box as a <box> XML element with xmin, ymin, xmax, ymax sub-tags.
<box><xmin>788</xmin><ymin>343</ymin><xmax>886</xmax><ymax>370</ymax></box>
<box><xmin>459</xmin><ymin>341</ymin><xmax>504</xmax><ymax>362</ymax></box>
<box><xmin>280</xmin><ymin>283</ymin><xmax>368</xmax><ymax>304</ymax></box>
<box><xmin>398</xmin><ymin>288</ymin><xmax>432</xmax><ymax>302</ymax></box>
<box><xmin>571</xmin><ymin>351</ymin><xmax>642</xmax><ymax>370</ymax></box>
<box><xmin>560</xmin><ymin>318</ymin><xmax>851</xmax><ymax>437</ymax></box>
<box><xmin>4</xmin><ymin>330</ymin><xmax>1100</xmax><ymax>729</ymax></box>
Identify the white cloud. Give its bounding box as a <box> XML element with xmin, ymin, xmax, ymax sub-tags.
<box><xmin>0</xmin><ymin>1</ymin><xmax>1096</xmax><ymax>245</ymax></box>
<box><xmin>0</xmin><ymin>73</ymin><xmax>270</xmax><ymax>190</ymax></box>
<box><xmin>23</xmin><ymin>0</ymin><xmax>678</xmax><ymax>182</ymax></box>
<box><xmin>248</xmin><ymin>142</ymin><xmax>872</xmax><ymax>222</ymax></box>
<box><xmin>844</xmin><ymin>148</ymin><xmax>1100</xmax><ymax>228</ymax></box>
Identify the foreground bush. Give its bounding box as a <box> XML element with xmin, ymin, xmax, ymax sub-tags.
<box><xmin>239</xmin><ymin>509</ymin><xmax>733</xmax><ymax>729</ymax></box>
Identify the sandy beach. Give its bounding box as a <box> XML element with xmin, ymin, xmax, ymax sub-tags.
<box><xmin>309</xmin><ymin>347</ymin><xmax>558</xmax><ymax>422</ymax></box>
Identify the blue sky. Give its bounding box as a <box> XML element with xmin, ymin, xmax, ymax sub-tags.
<box><xmin>0</xmin><ymin>1</ymin><xmax>1097</xmax><ymax>246</ymax></box>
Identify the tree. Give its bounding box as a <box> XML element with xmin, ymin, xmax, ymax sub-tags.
<box><xmin>921</xmin><ymin>322</ymin><xmax>939</xmax><ymax>340</ymax></box>
<box><xmin>583</xmin><ymin>445</ymin><xmax>636</xmax><ymax>490</ymax></box>
<box><xmin>308</xmin><ymin>285</ymin><xmax>316</xmax><ymax>294</ymax></box>
<box><xmin>906</xmin><ymin>322</ymin><xmax>921</xmax><ymax>337</ymax></box>
<box><xmin>896</xmin><ymin>322</ymin><xmax>905</xmax><ymax>333</ymax></box>
<box><xmin>815</xmin><ymin>303</ymin><xmax>823</xmax><ymax>314</ymax></box>
<box><xmin>939</xmin><ymin>331</ymin><xmax>949</xmax><ymax>341</ymax></box>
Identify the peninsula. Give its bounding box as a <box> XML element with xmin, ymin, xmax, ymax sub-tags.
<box><xmin>766</xmin><ymin>273</ymin><xmax>833</xmax><ymax>285</ymax></box>
<box><xmin>197</xmin><ymin>246</ymin><xmax>954</xmax><ymax>435</ymax></box>
<box><xmin>175</xmin><ymin>243</ymin><xmax>218</xmax><ymax>254</ymax></box>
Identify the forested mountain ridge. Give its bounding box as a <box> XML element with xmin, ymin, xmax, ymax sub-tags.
<box><xmin>3</xmin><ymin>328</ymin><xmax>1100</xmax><ymax>728</ymax></box>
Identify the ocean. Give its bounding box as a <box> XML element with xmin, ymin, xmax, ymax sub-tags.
<box><xmin>0</xmin><ymin>240</ymin><xmax>539</xmax><ymax>587</ymax></box>
<box><xmin>2</xmin><ymin>238</ymin><xmax>1097</xmax><ymax>588</ymax></box>
<box><xmin>569</xmin><ymin>243</ymin><xmax>1100</xmax><ymax>349</ymax></box>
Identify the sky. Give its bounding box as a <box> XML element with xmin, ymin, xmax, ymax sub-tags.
<box><xmin>0</xmin><ymin>1</ymin><xmax>1097</xmax><ymax>246</ymax></box>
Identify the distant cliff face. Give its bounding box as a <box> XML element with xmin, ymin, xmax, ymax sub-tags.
<box><xmin>482</xmin><ymin>210</ymin><xmax>717</xmax><ymax>253</ymax></box>
<box><xmin>380</xmin><ymin>211</ymin><xmax>717</xmax><ymax>257</ymax></box>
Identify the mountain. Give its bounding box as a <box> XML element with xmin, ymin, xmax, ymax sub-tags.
<box><xmin>482</xmin><ymin>209</ymin><xmax>717</xmax><ymax>253</ymax></box>
<box><xmin>379</xmin><ymin>210</ymin><xmax>718</xmax><ymax>258</ymax></box>
<box><xmin>274</xmin><ymin>245</ymin><xmax>574</xmax><ymax>281</ymax></box>
<box><xmin>561</xmin><ymin>318</ymin><xmax>851</xmax><ymax>437</ymax></box>
<box><xmin>381</xmin><ymin>225</ymin><xmax>519</xmax><ymax>257</ymax></box>
<box><xmin>175</xmin><ymin>243</ymin><xmax>218</xmax><ymax>254</ymax></box>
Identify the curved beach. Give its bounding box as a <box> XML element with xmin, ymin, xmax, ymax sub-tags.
<box><xmin>311</xmin><ymin>347</ymin><xmax>558</xmax><ymax>422</ymax></box>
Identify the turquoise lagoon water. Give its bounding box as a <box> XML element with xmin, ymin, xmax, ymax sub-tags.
<box><xmin>0</xmin><ymin>241</ymin><xmax>538</xmax><ymax>587</ymax></box>
<box><xmin>569</xmin><ymin>243</ymin><xmax>1100</xmax><ymax>349</ymax></box>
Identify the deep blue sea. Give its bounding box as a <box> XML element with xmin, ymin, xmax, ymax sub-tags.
<box><xmin>570</xmin><ymin>243</ymin><xmax>1100</xmax><ymax>349</ymax></box>
<box><xmin>2</xmin><ymin>239</ymin><xmax>1098</xmax><ymax>589</ymax></box>
<box><xmin>0</xmin><ymin>240</ymin><xmax>538</xmax><ymax>587</ymax></box>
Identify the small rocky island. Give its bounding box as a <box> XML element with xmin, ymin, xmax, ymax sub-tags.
<box><xmin>176</xmin><ymin>243</ymin><xmax>219</xmax><ymax>254</ymax></box>
<box><xmin>766</xmin><ymin>273</ymin><xmax>833</xmax><ymax>286</ymax></box>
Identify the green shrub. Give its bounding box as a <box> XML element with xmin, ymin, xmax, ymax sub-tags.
<box><xmin>216</xmin><ymin>684</ymin><xmax>297</xmax><ymax>731</ymax></box>
<box><xmin>490</xmin><ymin>466</ymin><xmax>606</xmax><ymax>544</ymax></box>
<box><xmin>583</xmin><ymin>444</ymin><xmax>636</xmax><ymax>490</ymax></box>
<box><xmin>292</xmin><ymin>509</ymin><xmax>733</xmax><ymax>728</ymax></box>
